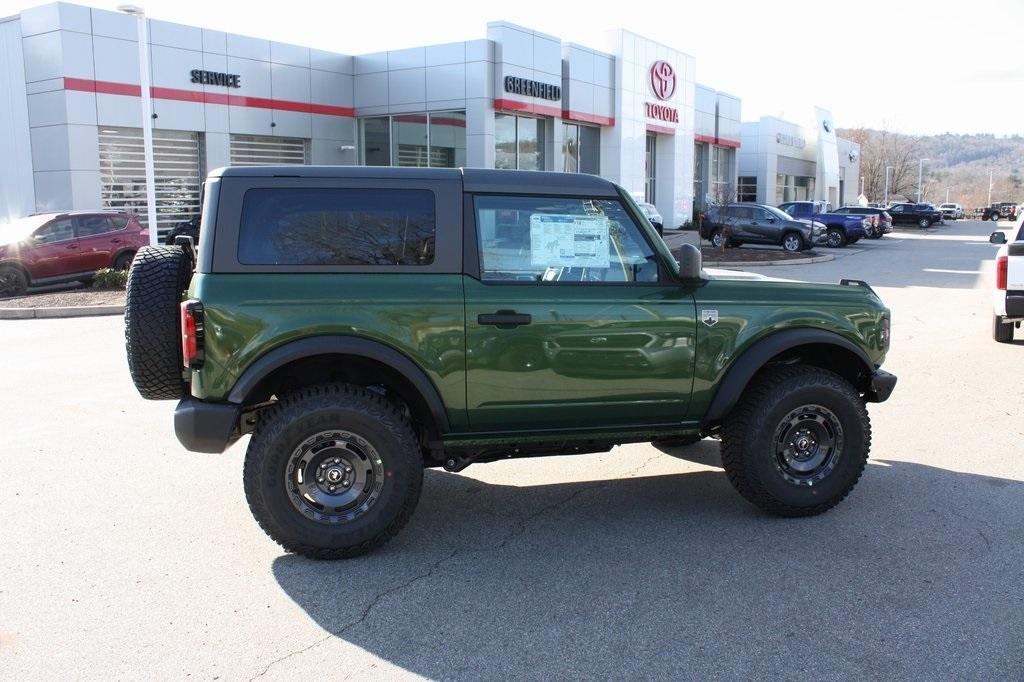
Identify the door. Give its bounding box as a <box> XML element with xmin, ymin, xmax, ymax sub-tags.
<box><xmin>889</xmin><ymin>204</ymin><xmax>907</xmax><ymax>224</ymax></box>
<box><xmin>28</xmin><ymin>217</ymin><xmax>77</xmax><ymax>278</ymax></box>
<box><xmin>74</xmin><ymin>214</ymin><xmax>126</xmax><ymax>270</ymax></box>
<box><xmin>728</xmin><ymin>205</ymin><xmax>755</xmax><ymax>241</ymax></box>
<box><xmin>748</xmin><ymin>207</ymin><xmax>780</xmax><ymax>243</ymax></box>
<box><xmin>645</xmin><ymin>134</ymin><xmax>657</xmax><ymax>204</ymax></box>
<box><xmin>464</xmin><ymin>193</ymin><xmax>698</xmax><ymax>432</ymax></box>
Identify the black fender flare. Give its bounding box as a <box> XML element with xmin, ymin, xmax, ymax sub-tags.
<box><xmin>228</xmin><ymin>335</ymin><xmax>450</xmax><ymax>433</ymax></box>
<box><xmin>702</xmin><ymin>328</ymin><xmax>873</xmax><ymax>425</ymax></box>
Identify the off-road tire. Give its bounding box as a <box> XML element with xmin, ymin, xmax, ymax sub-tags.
<box><xmin>826</xmin><ymin>228</ymin><xmax>846</xmax><ymax>248</ymax></box>
<box><xmin>0</xmin><ymin>264</ymin><xmax>28</xmax><ymax>297</ymax></box>
<box><xmin>993</xmin><ymin>314</ymin><xmax>1014</xmax><ymax>343</ymax></box>
<box><xmin>243</xmin><ymin>384</ymin><xmax>423</xmax><ymax>559</ymax></box>
<box><xmin>720</xmin><ymin>365</ymin><xmax>871</xmax><ymax>517</ymax></box>
<box><xmin>124</xmin><ymin>245</ymin><xmax>191</xmax><ymax>400</ymax></box>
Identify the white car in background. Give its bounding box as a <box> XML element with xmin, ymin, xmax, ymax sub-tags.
<box><xmin>989</xmin><ymin>214</ymin><xmax>1024</xmax><ymax>342</ymax></box>
<box><xmin>637</xmin><ymin>201</ymin><xmax>664</xmax><ymax>235</ymax></box>
<box><xmin>939</xmin><ymin>203</ymin><xmax>964</xmax><ymax>220</ymax></box>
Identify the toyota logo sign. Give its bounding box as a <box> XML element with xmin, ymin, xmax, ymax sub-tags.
<box><xmin>649</xmin><ymin>61</ymin><xmax>676</xmax><ymax>101</ymax></box>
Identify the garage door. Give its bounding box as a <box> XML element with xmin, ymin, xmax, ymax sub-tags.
<box><xmin>229</xmin><ymin>135</ymin><xmax>307</xmax><ymax>166</ymax></box>
<box><xmin>98</xmin><ymin>127</ymin><xmax>202</xmax><ymax>237</ymax></box>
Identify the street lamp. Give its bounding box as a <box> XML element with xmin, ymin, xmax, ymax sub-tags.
<box><xmin>945</xmin><ymin>187</ymin><xmax>951</xmax><ymax>204</ymax></box>
<box><xmin>119</xmin><ymin>4</ymin><xmax>157</xmax><ymax>245</ymax></box>
<box><xmin>883</xmin><ymin>165</ymin><xmax>894</xmax><ymax>206</ymax></box>
<box><xmin>917</xmin><ymin>158</ymin><xmax>930</xmax><ymax>203</ymax></box>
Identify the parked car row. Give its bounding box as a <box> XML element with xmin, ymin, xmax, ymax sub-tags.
<box><xmin>0</xmin><ymin>210</ymin><xmax>149</xmax><ymax>297</ymax></box>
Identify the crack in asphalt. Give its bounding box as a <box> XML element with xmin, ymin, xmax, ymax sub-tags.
<box><xmin>249</xmin><ymin>451</ymin><xmax>663</xmax><ymax>679</ymax></box>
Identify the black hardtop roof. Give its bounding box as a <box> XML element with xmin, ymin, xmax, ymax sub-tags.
<box><xmin>209</xmin><ymin>166</ymin><xmax>621</xmax><ymax>196</ymax></box>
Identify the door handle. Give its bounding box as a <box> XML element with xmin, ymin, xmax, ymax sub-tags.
<box><xmin>111</xmin><ymin>238</ymin><xmax>122</xmax><ymax>244</ymax></box>
<box><xmin>65</xmin><ymin>243</ymin><xmax>79</xmax><ymax>249</ymax></box>
<box><xmin>477</xmin><ymin>311</ymin><xmax>532</xmax><ymax>329</ymax></box>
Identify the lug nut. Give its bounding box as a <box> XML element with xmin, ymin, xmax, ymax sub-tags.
<box><xmin>329</xmin><ymin>485</ymin><xmax>336</xmax><ymax>492</ymax></box>
<box><xmin>317</xmin><ymin>477</ymin><xmax>324</xmax><ymax>483</ymax></box>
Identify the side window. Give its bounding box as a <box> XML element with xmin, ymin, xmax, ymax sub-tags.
<box><xmin>474</xmin><ymin>195</ymin><xmax>660</xmax><ymax>283</ymax></box>
<box><xmin>237</xmin><ymin>188</ymin><xmax>436</xmax><ymax>265</ymax></box>
<box><xmin>890</xmin><ymin>205</ymin><xmax>904</xmax><ymax>213</ymax></box>
<box><xmin>731</xmin><ymin>206</ymin><xmax>753</xmax><ymax>220</ymax></box>
<box><xmin>76</xmin><ymin>215</ymin><xmax>119</xmax><ymax>237</ymax></box>
<box><xmin>752</xmin><ymin>208</ymin><xmax>772</xmax><ymax>221</ymax></box>
<box><xmin>34</xmin><ymin>218</ymin><xmax>74</xmax><ymax>244</ymax></box>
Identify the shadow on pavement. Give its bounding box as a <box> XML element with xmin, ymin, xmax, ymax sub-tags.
<box><xmin>271</xmin><ymin>450</ymin><xmax>1024</xmax><ymax>678</ymax></box>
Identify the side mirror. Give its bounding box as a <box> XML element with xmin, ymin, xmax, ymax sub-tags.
<box><xmin>990</xmin><ymin>231</ymin><xmax>1007</xmax><ymax>244</ymax></box>
<box><xmin>677</xmin><ymin>243</ymin><xmax>703</xmax><ymax>281</ymax></box>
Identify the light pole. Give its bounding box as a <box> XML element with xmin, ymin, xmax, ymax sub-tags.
<box><xmin>119</xmin><ymin>4</ymin><xmax>157</xmax><ymax>245</ymax></box>
<box><xmin>945</xmin><ymin>187</ymin><xmax>951</xmax><ymax>204</ymax></box>
<box><xmin>988</xmin><ymin>168</ymin><xmax>994</xmax><ymax>206</ymax></box>
<box><xmin>884</xmin><ymin>165</ymin><xmax>894</xmax><ymax>206</ymax></box>
<box><xmin>917</xmin><ymin>158</ymin><xmax>930</xmax><ymax>203</ymax></box>
<box><xmin>860</xmin><ymin>175</ymin><xmax>865</xmax><ymax>198</ymax></box>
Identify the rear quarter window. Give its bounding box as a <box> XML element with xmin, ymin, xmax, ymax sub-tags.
<box><xmin>237</xmin><ymin>188</ymin><xmax>435</xmax><ymax>266</ymax></box>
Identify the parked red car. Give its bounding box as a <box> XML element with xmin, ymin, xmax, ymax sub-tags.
<box><xmin>0</xmin><ymin>211</ymin><xmax>149</xmax><ymax>297</ymax></box>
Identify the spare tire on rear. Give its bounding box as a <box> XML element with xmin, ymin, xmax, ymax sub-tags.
<box><xmin>125</xmin><ymin>245</ymin><xmax>192</xmax><ymax>400</ymax></box>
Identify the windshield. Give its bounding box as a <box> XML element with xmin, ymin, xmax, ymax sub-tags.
<box><xmin>765</xmin><ymin>206</ymin><xmax>793</xmax><ymax>221</ymax></box>
<box><xmin>0</xmin><ymin>215</ymin><xmax>52</xmax><ymax>246</ymax></box>
<box><xmin>940</xmin><ymin>203</ymin><xmax>954</xmax><ymax>208</ymax></box>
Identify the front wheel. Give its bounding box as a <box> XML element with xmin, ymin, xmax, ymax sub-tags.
<box><xmin>243</xmin><ymin>384</ymin><xmax>424</xmax><ymax>559</ymax></box>
<box><xmin>825</xmin><ymin>228</ymin><xmax>846</xmax><ymax>248</ymax></box>
<box><xmin>994</xmin><ymin>314</ymin><xmax>1014</xmax><ymax>343</ymax></box>
<box><xmin>720</xmin><ymin>366</ymin><xmax>871</xmax><ymax>517</ymax></box>
<box><xmin>781</xmin><ymin>232</ymin><xmax>804</xmax><ymax>252</ymax></box>
<box><xmin>0</xmin><ymin>265</ymin><xmax>28</xmax><ymax>298</ymax></box>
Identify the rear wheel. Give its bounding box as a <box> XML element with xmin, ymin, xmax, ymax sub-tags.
<box><xmin>124</xmin><ymin>246</ymin><xmax>192</xmax><ymax>400</ymax></box>
<box><xmin>720</xmin><ymin>366</ymin><xmax>870</xmax><ymax>517</ymax></box>
<box><xmin>243</xmin><ymin>384</ymin><xmax>423</xmax><ymax>559</ymax></box>
<box><xmin>112</xmin><ymin>251</ymin><xmax>135</xmax><ymax>271</ymax></box>
<box><xmin>917</xmin><ymin>217</ymin><xmax>930</xmax><ymax>228</ymax></box>
<box><xmin>781</xmin><ymin>232</ymin><xmax>804</xmax><ymax>252</ymax></box>
<box><xmin>825</xmin><ymin>228</ymin><xmax>846</xmax><ymax>248</ymax></box>
<box><xmin>0</xmin><ymin>265</ymin><xmax>28</xmax><ymax>298</ymax></box>
<box><xmin>994</xmin><ymin>314</ymin><xmax>1014</xmax><ymax>343</ymax></box>
<box><xmin>710</xmin><ymin>229</ymin><xmax>726</xmax><ymax>248</ymax></box>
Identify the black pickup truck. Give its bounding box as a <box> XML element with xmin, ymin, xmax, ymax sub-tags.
<box><xmin>887</xmin><ymin>203</ymin><xmax>943</xmax><ymax>228</ymax></box>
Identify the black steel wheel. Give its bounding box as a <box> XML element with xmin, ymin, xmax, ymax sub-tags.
<box><xmin>244</xmin><ymin>384</ymin><xmax>423</xmax><ymax>559</ymax></box>
<box><xmin>0</xmin><ymin>264</ymin><xmax>28</xmax><ymax>298</ymax></box>
<box><xmin>720</xmin><ymin>365</ymin><xmax>870</xmax><ymax>517</ymax></box>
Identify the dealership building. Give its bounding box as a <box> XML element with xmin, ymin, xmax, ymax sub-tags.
<box><xmin>0</xmin><ymin>2</ymin><xmax>744</xmax><ymax>232</ymax></box>
<box><xmin>737</xmin><ymin>110</ymin><xmax>861</xmax><ymax>209</ymax></box>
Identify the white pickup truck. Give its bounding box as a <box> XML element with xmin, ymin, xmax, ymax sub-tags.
<box><xmin>990</xmin><ymin>214</ymin><xmax>1024</xmax><ymax>342</ymax></box>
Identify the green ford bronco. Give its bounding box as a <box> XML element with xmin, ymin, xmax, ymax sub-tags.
<box><xmin>124</xmin><ymin>167</ymin><xmax>896</xmax><ymax>559</ymax></box>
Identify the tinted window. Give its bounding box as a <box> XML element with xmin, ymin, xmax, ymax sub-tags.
<box><xmin>237</xmin><ymin>188</ymin><xmax>435</xmax><ymax>266</ymax></box>
<box><xmin>890</xmin><ymin>205</ymin><xmax>905</xmax><ymax>213</ymax></box>
<box><xmin>35</xmin><ymin>218</ymin><xmax>74</xmax><ymax>243</ymax></box>
<box><xmin>475</xmin><ymin>195</ymin><xmax>659</xmax><ymax>283</ymax></box>
<box><xmin>731</xmin><ymin>206</ymin><xmax>754</xmax><ymax>220</ymax></box>
<box><xmin>77</xmin><ymin>215</ymin><xmax>124</xmax><ymax>237</ymax></box>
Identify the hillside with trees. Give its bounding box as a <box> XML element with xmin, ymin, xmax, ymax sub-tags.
<box><xmin>838</xmin><ymin>129</ymin><xmax>1024</xmax><ymax>209</ymax></box>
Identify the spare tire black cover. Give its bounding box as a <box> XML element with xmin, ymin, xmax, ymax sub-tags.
<box><xmin>125</xmin><ymin>245</ymin><xmax>192</xmax><ymax>400</ymax></box>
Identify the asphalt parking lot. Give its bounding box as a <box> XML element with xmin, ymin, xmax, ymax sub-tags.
<box><xmin>2</xmin><ymin>220</ymin><xmax>1022</xmax><ymax>679</ymax></box>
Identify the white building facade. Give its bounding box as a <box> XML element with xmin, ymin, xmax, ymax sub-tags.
<box><xmin>0</xmin><ymin>2</ymin><xmax>740</xmax><ymax>231</ymax></box>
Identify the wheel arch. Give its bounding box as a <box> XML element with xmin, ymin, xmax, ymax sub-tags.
<box><xmin>228</xmin><ymin>335</ymin><xmax>451</xmax><ymax>437</ymax></box>
<box><xmin>702</xmin><ymin>328</ymin><xmax>874</xmax><ymax>427</ymax></box>
<box><xmin>112</xmin><ymin>247</ymin><xmax>138</xmax><ymax>265</ymax></box>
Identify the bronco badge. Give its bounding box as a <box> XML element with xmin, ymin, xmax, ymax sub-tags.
<box><xmin>702</xmin><ymin>309</ymin><xmax>719</xmax><ymax>327</ymax></box>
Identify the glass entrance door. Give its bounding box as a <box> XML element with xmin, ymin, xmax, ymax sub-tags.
<box><xmin>645</xmin><ymin>134</ymin><xmax>657</xmax><ymax>204</ymax></box>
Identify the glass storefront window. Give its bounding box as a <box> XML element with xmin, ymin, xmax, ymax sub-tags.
<box><xmin>562</xmin><ymin>123</ymin><xmax>579</xmax><ymax>173</ymax></box>
<box><xmin>358</xmin><ymin>112</ymin><xmax>465</xmax><ymax>168</ymax></box>
<box><xmin>579</xmin><ymin>125</ymin><xmax>600</xmax><ymax>175</ymax></box>
<box><xmin>495</xmin><ymin>114</ymin><xmax>516</xmax><ymax>170</ymax></box>
<box><xmin>494</xmin><ymin>114</ymin><xmax>546</xmax><ymax>170</ymax></box>
<box><xmin>518</xmin><ymin>117</ymin><xmax>544</xmax><ymax>171</ymax></box>
<box><xmin>429</xmin><ymin>111</ymin><xmax>466</xmax><ymax>168</ymax></box>
<box><xmin>359</xmin><ymin>117</ymin><xmax>390</xmax><ymax>166</ymax></box>
<box><xmin>738</xmin><ymin>176</ymin><xmax>757</xmax><ymax>203</ymax></box>
<box><xmin>776</xmin><ymin>174</ymin><xmax>815</xmax><ymax>203</ymax></box>
<box><xmin>693</xmin><ymin>142</ymin><xmax>705</xmax><ymax>207</ymax></box>
<box><xmin>710</xmin><ymin>145</ymin><xmax>731</xmax><ymax>203</ymax></box>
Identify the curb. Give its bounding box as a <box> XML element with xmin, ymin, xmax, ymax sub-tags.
<box><xmin>702</xmin><ymin>253</ymin><xmax>834</xmax><ymax>268</ymax></box>
<box><xmin>0</xmin><ymin>304</ymin><xmax>124</xmax><ymax>320</ymax></box>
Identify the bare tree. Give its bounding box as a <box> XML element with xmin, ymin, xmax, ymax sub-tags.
<box><xmin>841</xmin><ymin>128</ymin><xmax>922</xmax><ymax>202</ymax></box>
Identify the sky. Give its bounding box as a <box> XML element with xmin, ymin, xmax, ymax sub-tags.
<box><xmin>3</xmin><ymin>0</ymin><xmax>1022</xmax><ymax>136</ymax></box>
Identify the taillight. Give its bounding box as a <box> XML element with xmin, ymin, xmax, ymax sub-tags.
<box><xmin>180</xmin><ymin>299</ymin><xmax>204</xmax><ymax>368</ymax></box>
<box><xmin>996</xmin><ymin>256</ymin><xmax>1008</xmax><ymax>290</ymax></box>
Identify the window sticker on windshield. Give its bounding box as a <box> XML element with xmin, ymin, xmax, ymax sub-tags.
<box><xmin>529</xmin><ymin>214</ymin><xmax>611</xmax><ymax>269</ymax></box>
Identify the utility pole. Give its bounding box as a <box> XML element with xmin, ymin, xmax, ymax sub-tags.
<box><xmin>917</xmin><ymin>158</ymin><xmax>930</xmax><ymax>203</ymax></box>
<box><xmin>119</xmin><ymin>4</ymin><xmax>157</xmax><ymax>245</ymax></box>
<box><xmin>988</xmin><ymin>168</ymin><xmax>994</xmax><ymax>206</ymax></box>
<box><xmin>884</xmin><ymin>165</ymin><xmax>894</xmax><ymax>206</ymax></box>
<box><xmin>945</xmin><ymin>187</ymin><xmax>950</xmax><ymax>203</ymax></box>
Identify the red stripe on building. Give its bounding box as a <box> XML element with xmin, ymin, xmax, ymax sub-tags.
<box><xmin>716</xmin><ymin>137</ymin><xmax>741</xmax><ymax>148</ymax></box>
<box><xmin>63</xmin><ymin>77</ymin><xmax>354</xmax><ymax>118</ymax></box>
<box><xmin>561</xmin><ymin>110</ymin><xmax>615</xmax><ymax>127</ymax></box>
<box><xmin>646</xmin><ymin>123</ymin><xmax>676</xmax><ymax>135</ymax></box>
<box><xmin>694</xmin><ymin>134</ymin><xmax>716</xmax><ymax>144</ymax></box>
<box><xmin>493</xmin><ymin>98</ymin><xmax>562</xmax><ymax>119</ymax></box>
<box><xmin>694</xmin><ymin>133</ymin><xmax>741</xmax><ymax>149</ymax></box>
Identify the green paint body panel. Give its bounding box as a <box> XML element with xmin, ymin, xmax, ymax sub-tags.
<box><xmin>188</xmin><ymin>267</ymin><xmax>889</xmax><ymax>445</ymax></box>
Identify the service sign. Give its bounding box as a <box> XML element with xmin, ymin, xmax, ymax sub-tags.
<box><xmin>190</xmin><ymin>70</ymin><xmax>241</xmax><ymax>88</ymax></box>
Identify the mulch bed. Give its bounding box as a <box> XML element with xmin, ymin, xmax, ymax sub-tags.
<box><xmin>0</xmin><ymin>289</ymin><xmax>125</xmax><ymax>308</ymax></box>
<box><xmin>678</xmin><ymin>246</ymin><xmax>823</xmax><ymax>263</ymax></box>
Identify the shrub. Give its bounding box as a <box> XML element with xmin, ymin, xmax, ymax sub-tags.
<box><xmin>92</xmin><ymin>268</ymin><xmax>128</xmax><ymax>290</ymax></box>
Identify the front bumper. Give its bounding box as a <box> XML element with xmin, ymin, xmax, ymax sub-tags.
<box><xmin>174</xmin><ymin>398</ymin><xmax>241</xmax><ymax>453</ymax></box>
<box><xmin>865</xmin><ymin>370</ymin><xmax>898</xmax><ymax>403</ymax></box>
